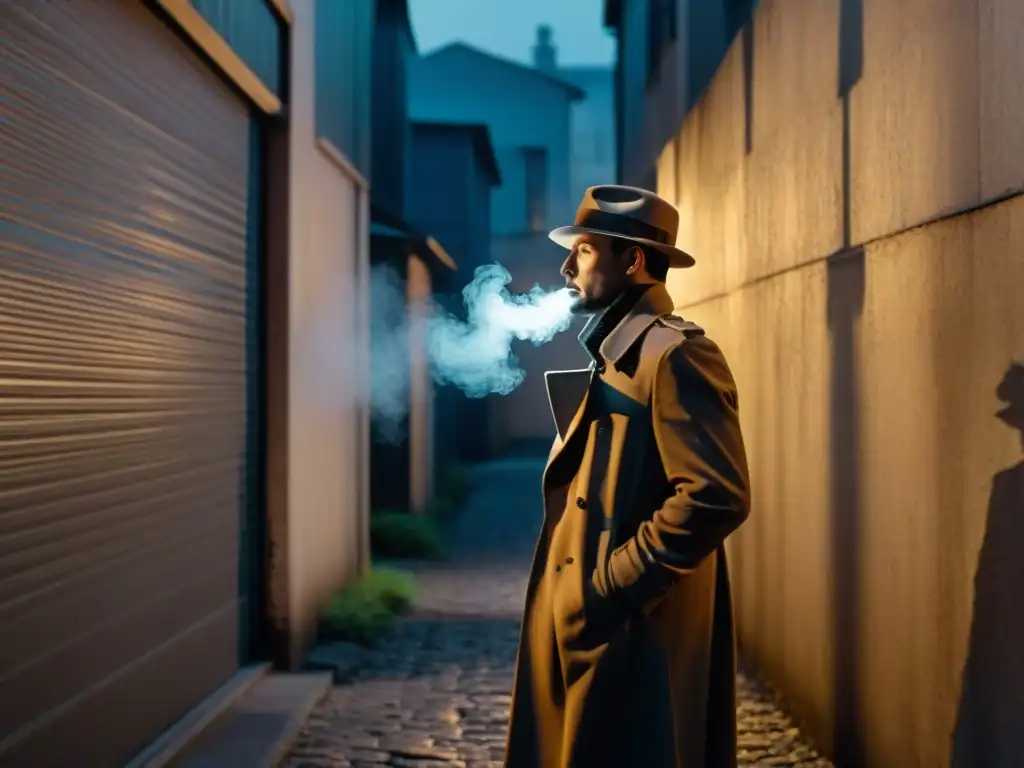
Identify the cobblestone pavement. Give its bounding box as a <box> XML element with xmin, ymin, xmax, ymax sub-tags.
<box><xmin>288</xmin><ymin>458</ymin><xmax>833</xmax><ymax>768</ymax></box>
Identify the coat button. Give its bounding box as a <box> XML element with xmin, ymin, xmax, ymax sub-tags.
<box><xmin>565</xmin><ymin>557</ymin><xmax>574</xmax><ymax>564</ymax></box>
<box><xmin>554</xmin><ymin>564</ymin><xmax>562</xmax><ymax>573</ymax></box>
<box><xmin>576</xmin><ymin>497</ymin><xmax>587</xmax><ymax>510</ymax></box>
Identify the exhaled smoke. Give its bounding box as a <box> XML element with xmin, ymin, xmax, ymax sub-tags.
<box><xmin>370</xmin><ymin>263</ymin><xmax>575</xmax><ymax>442</ymax></box>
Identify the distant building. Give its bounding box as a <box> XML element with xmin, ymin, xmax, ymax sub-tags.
<box><xmin>561</xmin><ymin>65</ymin><xmax>617</xmax><ymax>199</ymax></box>
<box><xmin>530</xmin><ymin>25</ymin><xmax>617</xmax><ymax>203</ymax></box>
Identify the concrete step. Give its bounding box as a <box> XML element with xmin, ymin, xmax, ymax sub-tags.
<box><xmin>168</xmin><ymin>672</ymin><xmax>332</xmax><ymax>768</ymax></box>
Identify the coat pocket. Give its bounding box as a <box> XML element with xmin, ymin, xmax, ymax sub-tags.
<box><xmin>554</xmin><ymin>569</ymin><xmax>632</xmax><ymax>659</ymax></box>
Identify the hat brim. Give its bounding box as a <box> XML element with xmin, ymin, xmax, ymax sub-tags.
<box><xmin>548</xmin><ymin>226</ymin><xmax>696</xmax><ymax>269</ymax></box>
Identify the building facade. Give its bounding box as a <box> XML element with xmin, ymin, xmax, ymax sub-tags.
<box><xmin>1</xmin><ymin>0</ymin><xmax>372</xmax><ymax>763</ymax></box>
<box><xmin>607</xmin><ymin>0</ymin><xmax>1024</xmax><ymax>764</ymax></box>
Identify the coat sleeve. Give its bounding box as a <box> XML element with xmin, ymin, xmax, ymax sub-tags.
<box><xmin>598</xmin><ymin>336</ymin><xmax>751</xmax><ymax>615</ymax></box>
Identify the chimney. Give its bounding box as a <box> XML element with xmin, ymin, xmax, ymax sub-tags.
<box><xmin>532</xmin><ymin>24</ymin><xmax>557</xmax><ymax>73</ymax></box>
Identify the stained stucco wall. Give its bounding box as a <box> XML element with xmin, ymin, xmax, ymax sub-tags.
<box><xmin>655</xmin><ymin>0</ymin><xmax>1023</xmax><ymax>763</ymax></box>
<box><xmin>282</xmin><ymin>0</ymin><xmax>368</xmax><ymax>664</ymax></box>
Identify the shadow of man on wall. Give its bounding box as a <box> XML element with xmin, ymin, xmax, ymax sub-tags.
<box><xmin>951</xmin><ymin>362</ymin><xmax>1024</xmax><ymax>767</ymax></box>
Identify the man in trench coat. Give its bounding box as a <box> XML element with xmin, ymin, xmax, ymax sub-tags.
<box><xmin>504</xmin><ymin>185</ymin><xmax>751</xmax><ymax>768</ymax></box>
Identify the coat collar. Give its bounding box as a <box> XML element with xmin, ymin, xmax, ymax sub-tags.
<box><xmin>579</xmin><ymin>282</ymin><xmax>675</xmax><ymax>368</ymax></box>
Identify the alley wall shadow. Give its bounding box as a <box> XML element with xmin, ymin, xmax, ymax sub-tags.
<box><xmin>827</xmin><ymin>0</ymin><xmax>866</xmax><ymax>761</ymax></box>
<box><xmin>827</xmin><ymin>247</ymin><xmax>866</xmax><ymax>767</ymax></box>
<box><xmin>951</xmin><ymin>362</ymin><xmax>1024</xmax><ymax>767</ymax></box>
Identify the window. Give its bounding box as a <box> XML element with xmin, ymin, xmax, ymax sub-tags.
<box><xmin>522</xmin><ymin>147</ymin><xmax>548</xmax><ymax>232</ymax></box>
<box><xmin>647</xmin><ymin>0</ymin><xmax>678</xmax><ymax>83</ymax></box>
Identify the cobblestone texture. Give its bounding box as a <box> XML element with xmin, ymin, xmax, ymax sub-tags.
<box><xmin>288</xmin><ymin>458</ymin><xmax>833</xmax><ymax>768</ymax></box>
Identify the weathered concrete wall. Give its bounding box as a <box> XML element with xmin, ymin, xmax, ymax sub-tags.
<box><xmin>656</xmin><ymin>0</ymin><xmax>1023</xmax><ymax>763</ymax></box>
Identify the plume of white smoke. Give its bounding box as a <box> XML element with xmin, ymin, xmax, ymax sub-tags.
<box><xmin>428</xmin><ymin>264</ymin><xmax>576</xmax><ymax>396</ymax></box>
<box><xmin>369</xmin><ymin>262</ymin><xmax>575</xmax><ymax>441</ymax></box>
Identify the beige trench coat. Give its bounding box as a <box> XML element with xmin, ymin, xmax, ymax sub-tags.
<box><xmin>505</xmin><ymin>284</ymin><xmax>751</xmax><ymax>768</ymax></box>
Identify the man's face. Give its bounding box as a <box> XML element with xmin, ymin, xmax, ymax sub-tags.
<box><xmin>560</xmin><ymin>233</ymin><xmax>632</xmax><ymax>314</ymax></box>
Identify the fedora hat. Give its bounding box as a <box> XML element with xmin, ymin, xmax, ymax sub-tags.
<box><xmin>549</xmin><ymin>185</ymin><xmax>695</xmax><ymax>268</ymax></box>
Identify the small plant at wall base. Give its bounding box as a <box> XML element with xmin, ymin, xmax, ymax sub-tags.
<box><xmin>431</xmin><ymin>461</ymin><xmax>473</xmax><ymax>527</ymax></box>
<box><xmin>370</xmin><ymin>509</ymin><xmax>448</xmax><ymax>560</ymax></box>
<box><xmin>440</xmin><ymin>461</ymin><xmax>472</xmax><ymax>504</ymax></box>
<box><xmin>427</xmin><ymin>495</ymin><xmax>457</xmax><ymax>527</ymax></box>
<box><xmin>318</xmin><ymin>568</ymin><xmax>416</xmax><ymax>647</ymax></box>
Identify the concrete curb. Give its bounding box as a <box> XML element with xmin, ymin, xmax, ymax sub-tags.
<box><xmin>170</xmin><ymin>672</ymin><xmax>332</xmax><ymax>768</ymax></box>
<box><xmin>126</xmin><ymin>663</ymin><xmax>270</xmax><ymax>768</ymax></box>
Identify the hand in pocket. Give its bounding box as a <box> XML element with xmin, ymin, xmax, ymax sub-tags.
<box><xmin>581</xmin><ymin>579</ymin><xmax>631</xmax><ymax>633</ymax></box>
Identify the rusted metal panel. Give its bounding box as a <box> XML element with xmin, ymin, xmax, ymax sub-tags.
<box><xmin>0</xmin><ymin>0</ymin><xmax>252</xmax><ymax>764</ymax></box>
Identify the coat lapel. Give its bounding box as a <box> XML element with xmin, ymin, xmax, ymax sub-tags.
<box><xmin>543</xmin><ymin>367</ymin><xmax>593</xmax><ymax>477</ymax></box>
<box><xmin>544</xmin><ymin>368</ymin><xmax>593</xmax><ymax>475</ymax></box>
<box><xmin>545</xmin><ymin>368</ymin><xmax>593</xmax><ymax>442</ymax></box>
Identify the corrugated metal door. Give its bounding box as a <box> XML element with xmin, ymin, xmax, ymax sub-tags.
<box><xmin>1</xmin><ymin>1</ymin><xmax>255</xmax><ymax>765</ymax></box>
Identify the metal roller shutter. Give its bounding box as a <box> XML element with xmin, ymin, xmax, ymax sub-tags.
<box><xmin>1</xmin><ymin>1</ymin><xmax>255</xmax><ymax>765</ymax></box>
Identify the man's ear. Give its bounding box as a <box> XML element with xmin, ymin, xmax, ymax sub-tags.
<box><xmin>624</xmin><ymin>245</ymin><xmax>644</xmax><ymax>275</ymax></box>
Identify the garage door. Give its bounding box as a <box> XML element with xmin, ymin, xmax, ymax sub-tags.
<box><xmin>1</xmin><ymin>1</ymin><xmax>255</xmax><ymax>765</ymax></box>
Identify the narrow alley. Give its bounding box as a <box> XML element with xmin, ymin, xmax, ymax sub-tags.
<box><xmin>287</xmin><ymin>459</ymin><xmax>834</xmax><ymax>768</ymax></box>
<box><xmin>5</xmin><ymin>1</ymin><xmax>1021</xmax><ymax>766</ymax></box>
